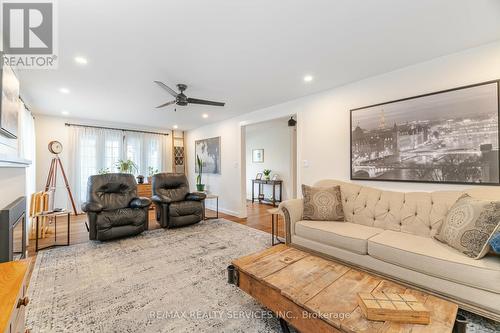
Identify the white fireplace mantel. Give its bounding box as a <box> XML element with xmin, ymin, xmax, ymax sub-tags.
<box><xmin>0</xmin><ymin>157</ymin><xmax>32</xmax><ymax>168</ymax></box>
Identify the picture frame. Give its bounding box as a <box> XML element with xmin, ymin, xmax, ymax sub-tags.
<box><xmin>195</xmin><ymin>136</ymin><xmax>221</xmax><ymax>174</ymax></box>
<box><xmin>252</xmin><ymin>149</ymin><xmax>264</xmax><ymax>163</ymax></box>
<box><xmin>255</xmin><ymin>173</ymin><xmax>263</xmax><ymax>180</ymax></box>
<box><xmin>0</xmin><ymin>57</ymin><xmax>20</xmax><ymax>139</ymax></box>
<box><xmin>271</xmin><ymin>174</ymin><xmax>278</xmax><ymax>181</ymax></box>
<box><xmin>350</xmin><ymin>80</ymin><xmax>500</xmax><ymax>185</ymax></box>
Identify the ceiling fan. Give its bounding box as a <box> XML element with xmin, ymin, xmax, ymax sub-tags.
<box><xmin>154</xmin><ymin>81</ymin><xmax>225</xmax><ymax>109</ymax></box>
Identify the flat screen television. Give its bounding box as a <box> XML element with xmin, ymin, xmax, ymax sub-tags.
<box><xmin>0</xmin><ymin>56</ymin><xmax>20</xmax><ymax>139</ymax></box>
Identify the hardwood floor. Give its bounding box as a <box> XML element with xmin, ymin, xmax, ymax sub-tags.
<box><xmin>27</xmin><ymin>201</ymin><xmax>285</xmax><ymax>258</ymax></box>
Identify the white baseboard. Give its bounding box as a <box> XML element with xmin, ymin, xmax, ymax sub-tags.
<box><xmin>204</xmin><ymin>203</ymin><xmax>240</xmax><ymax>218</ymax></box>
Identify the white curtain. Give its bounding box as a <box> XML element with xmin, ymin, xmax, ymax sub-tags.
<box><xmin>18</xmin><ymin>104</ymin><xmax>36</xmax><ymax>233</ymax></box>
<box><xmin>124</xmin><ymin>131</ymin><xmax>168</xmax><ymax>175</ymax></box>
<box><xmin>68</xmin><ymin>126</ymin><xmax>169</xmax><ymax>210</ymax></box>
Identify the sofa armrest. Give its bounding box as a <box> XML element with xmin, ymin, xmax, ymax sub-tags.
<box><xmin>81</xmin><ymin>201</ymin><xmax>104</xmax><ymax>213</ymax></box>
<box><xmin>186</xmin><ymin>192</ymin><xmax>206</xmax><ymax>201</ymax></box>
<box><xmin>152</xmin><ymin>194</ymin><xmax>172</xmax><ymax>204</ymax></box>
<box><xmin>278</xmin><ymin>198</ymin><xmax>303</xmax><ymax>244</ymax></box>
<box><xmin>129</xmin><ymin>197</ymin><xmax>152</xmax><ymax>209</ymax></box>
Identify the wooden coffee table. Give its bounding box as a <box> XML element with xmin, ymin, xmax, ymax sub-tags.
<box><xmin>231</xmin><ymin>244</ymin><xmax>458</xmax><ymax>333</ymax></box>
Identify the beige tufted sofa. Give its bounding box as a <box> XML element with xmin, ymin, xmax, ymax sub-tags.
<box><xmin>279</xmin><ymin>179</ymin><xmax>500</xmax><ymax>321</ymax></box>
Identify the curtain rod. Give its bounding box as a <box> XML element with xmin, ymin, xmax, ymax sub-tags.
<box><xmin>64</xmin><ymin>123</ymin><xmax>169</xmax><ymax>136</ymax></box>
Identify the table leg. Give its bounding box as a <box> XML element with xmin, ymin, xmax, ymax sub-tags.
<box><xmin>54</xmin><ymin>215</ymin><xmax>57</xmax><ymax>243</ymax></box>
<box><xmin>271</xmin><ymin>214</ymin><xmax>275</xmax><ymax>246</ymax></box>
<box><xmin>35</xmin><ymin>216</ymin><xmax>39</xmax><ymax>252</ymax></box>
<box><xmin>67</xmin><ymin>213</ymin><xmax>70</xmax><ymax>245</ymax></box>
<box><xmin>272</xmin><ymin>184</ymin><xmax>276</xmax><ymax>207</ymax></box>
<box><xmin>252</xmin><ymin>181</ymin><xmax>255</xmax><ymax>203</ymax></box>
<box><xmin>216</xmin><ymin>197</ymin><xmax>219</xmax><ymax>219</ymax></box>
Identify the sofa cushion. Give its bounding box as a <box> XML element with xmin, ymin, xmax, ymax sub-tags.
<box><xmin>169</xmin><ymin>201</ymin><xmax>203</xmax><ymax>217</ymax></box>
<box><xmin>313</xmin><ymin>179</ymin><xmax>462</xmax><ymax>237</ymax></box>
<box><xmin>435</xmin><ymin>195</ymin><xmax>500</xmax><ymax>259</ymax></box>
<box><xmin>368</xmin><ymin>230</ymin><xmax>500</xmax><ymax>293</ymax></box>
<box><xmin>295</xmin><ymin>221</ymin><xmax>383</xmax><ymax>254</ymax></box>
<box><xmin>96</xmin><ymin>208</ymin><xmax>147</xmax><ymax>228</ymax></box>
<box><xmin>302</xmin><ymin>185</ymin><xmax>344</xmax><ymax>221</ymax></box>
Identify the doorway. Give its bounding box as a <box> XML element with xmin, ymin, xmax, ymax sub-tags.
<box><xmin>240</xmin><ymin>116</ymin><xmax>297</xmax><ymax>235</ymax></box>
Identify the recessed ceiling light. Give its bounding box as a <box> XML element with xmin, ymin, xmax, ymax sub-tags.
<box><xmin>202</xmin><ymin>114</ymin><xmax>208</xmax><ymax>119</ymax></box>
<box><xmin>74</xmin><ymin>56</ymin><xmax>88</xmax><ymax>65</ymax></box>
<box><xmin>173</xmin><ymin>125</ymin><xmax>178</xmax><ymax>129</ymax></box>
<box><xmin>59</xmin><ymin>88</ymin><xmax>70</xmax><ymax>94</ymax></box>
<box><xmin>303</xmin><ymin>75</ymin><xmax>313</xmax><ymax>83</ymax></box>
<box><xmin>61</xmin><ymin>110</ymin><xmax>69</xmax><ymax>116</ymax></box>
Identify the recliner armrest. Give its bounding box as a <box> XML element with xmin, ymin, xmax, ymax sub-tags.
<box><xmin>129</xmin><ymin>197</ymin><xmax>152</xmax><ymax>209</ymax></box>
<box><xmin>81</xmin><ymin>201</ymin><xmax>104</xmax><ymax>213</ymax></box>
<box><xmin>152</xmin><ymin>194</ymin><xmax>172</xmax><ymax>204</ymax></box>
<box><xmin>186</xmin><ymin>192</ymin><xmax>206</xmax><ymax>201</ymax></box>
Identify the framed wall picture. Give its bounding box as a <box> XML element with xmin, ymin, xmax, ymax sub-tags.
<box><xmin>256</xmin><ymin>173</ymin><xmax>263</xmax><ymax>180</ymax></box>
<box><xmin>195</xmin><ymin>136</ymin><xmax>221</xmax><ymax>174</ymax></box>
<box><xmin>0</xmin><ymin>59</ymin><xmax>19</xmax><ymax>139</ymax></box>
<box><xmin>350</xmin><ymin>80</ymin><xmax>500</xmax><ymax>185</ymax></box>
<box><xmin>252</xmin><ymin>149</ymin><xmax>264</xmax><ymax>163</ymax></box>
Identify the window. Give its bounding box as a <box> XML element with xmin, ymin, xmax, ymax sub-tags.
<box><xmin>70</xmin><ymin>126</ymin><xmax>167</xmax><ymax>207</ymax></box>
<box><xmin>105</xmin><ymin>138</ymin><xmax>122</xmax><ymax>172</ymax></box>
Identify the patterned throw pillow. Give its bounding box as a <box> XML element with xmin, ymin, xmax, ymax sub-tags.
<box><xmin>302</xmin><ymin>184</ymin><xmax>344</xmax><ymax>221</ymax></box>
<box><xmin>490</xmin><ymin>232</ymin><xmax>500</xmax><ymax>254</ymax></box>
<box><xmin>435</xmin><ymin>195</ymin><xmax>500</xmax><ymax>259</ymax></box>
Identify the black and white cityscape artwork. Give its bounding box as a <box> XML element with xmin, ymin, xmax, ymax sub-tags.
<box><xmin>351</xmin><ymin>81</ymin><xmax>499</xmax><ymax>185</ymax></box>
<box><xmin>195</xmin><ymin>136</ymin><xmax>221</xmax><ymax>174</ymax></box>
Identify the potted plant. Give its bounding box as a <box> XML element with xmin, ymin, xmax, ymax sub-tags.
<box><xmin>263</xmin><ymin>169</ymin><xmax>271</xmax><ymax>181</ymax></box>
<box><xmin>115</xmin><ymin>159</ymin><xmax>138</xmax><ymax>174</ymax></box>
<box><xmin>97</xmin><ymin>168</ymin><xmax>110</xmax><ymax>175</ymax></box>
<box><xmin>196</xmin><ymin>155</ymin><xmax>205</xmax><ymax>192</ymax></box>
<box><xmin>147</xmin><ymin>166</ymin><xmax>159</xmax><ymax>183</ymax></box>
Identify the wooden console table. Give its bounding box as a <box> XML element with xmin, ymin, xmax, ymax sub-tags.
<box><xmin>0</xmin><ymin>260</ymin><xmax>30</xmax><ymax>333</ymax></box>
<box><xmin>251</xmin><ymin>179</ymin><xmax>282</xmax><ymax>207</ymax></box>
<box><xmin>231</xmin><ymin>245</ymin><xmax>458</xmax><ymax>333</ymax></box>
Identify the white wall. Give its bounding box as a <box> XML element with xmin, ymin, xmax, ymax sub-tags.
<box><xmin>34</xmin><ymin>114</ymin><xmax>173</xmax><ymax>210</ymax></box>
<box><xmin>245</xmin><ymin>118</ymin><xmax>292</xmax><ymax>201</ymax></box>
<box><xmin>186</xmin><ymin>41</ymin><xmax>500</xmax><ymax>218</ymax></box>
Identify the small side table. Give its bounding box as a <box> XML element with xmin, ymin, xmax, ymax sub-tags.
<box><xmin>203</xmin><ymin>194</ymin><xmax>219</xmax><ymax>220</ymax></box>
<box><xmin>35</xmin><ymin>210</ymin><xmax>71</xmax><ymax>252</ymax></box>
<box><xmin>268</xmin><ymin>208</ymin><xmax>285</xmax><ymax>246</ymax></box>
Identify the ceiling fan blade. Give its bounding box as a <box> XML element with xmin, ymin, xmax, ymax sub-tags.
<box><xmin>153</xmin><ymin>81</ymin><xmax>178</xmax><ymax>98</ymax></box>
<box><xmin>187</xmin><ymin>97</ymin><xmax>225</xmax><ymax>107</ymax></box>
<box><xmin>155</xmin><ymin>100</ymin><xmax>177</xmax><ymax>108</ymax></box>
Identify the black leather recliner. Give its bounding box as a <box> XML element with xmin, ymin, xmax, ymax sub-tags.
<box><xmin>82</xmin><ymin>173</ymin><xmax>152</xmax><ymax>241</ymax></box>
<box><xmin>152</xmin><ymin>173</ymin><xmax>206</xmax><ymax>228</ymax></box>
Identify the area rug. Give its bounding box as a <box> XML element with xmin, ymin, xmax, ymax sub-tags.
<box><xmin>27</xmin><ymin>219</ymin><xmax>282</xmax><ymax>332</ymax></box>
<box><xmin>26</xmin><ymin>218</ymin><xmax>498</xmax><ymax>333</ymax></box>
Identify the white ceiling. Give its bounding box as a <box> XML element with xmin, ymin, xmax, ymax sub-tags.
<box><xmin>18</xmin><ymin>0</ymin><xmax>500</xmax><ymax>130</ymax></box>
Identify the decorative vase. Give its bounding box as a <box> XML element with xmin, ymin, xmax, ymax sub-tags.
<box><xmin>265</xmin><ymin>175</ymin><xmax>271</xmax><ymax>181</ymax></box>
<box><xmin>136</xmin><ymin>175</ymin><xmax>144</xmax><ymax>184</ymax></box>
<box><xmin>196</xmin><ymin>184</ymin><xmax>205</xmax><ymax>192</ymax></box>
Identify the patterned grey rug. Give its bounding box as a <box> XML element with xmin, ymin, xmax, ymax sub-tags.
<box><xmin>26</xmin><ymin>218</ymin><xmax>498</xmax><ymax>333</ymax></box>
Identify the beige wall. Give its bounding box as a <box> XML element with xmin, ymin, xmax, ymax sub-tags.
<box><xmin>186</xmin><ymin>41</ymin><xmax>500</xmax><ymax>217</ymax></box>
